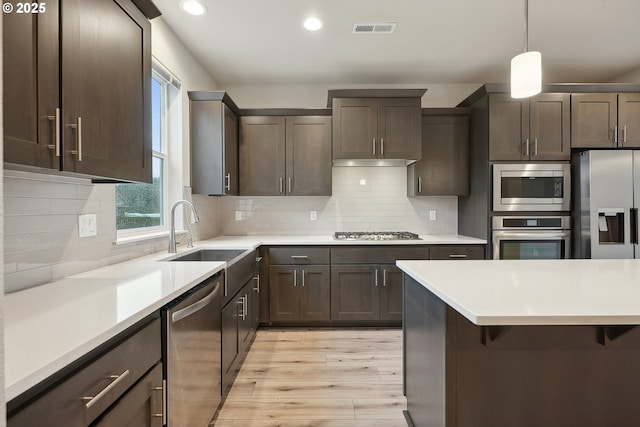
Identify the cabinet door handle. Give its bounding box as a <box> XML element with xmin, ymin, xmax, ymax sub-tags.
<box><xmin>290</xmin><ymin>255</ymin><xmax>309</xmax><ymax>259</ymax></box>
<box><xmin>418</xmin><ymin>176</ymin><xmax>422</xmax><ymax>193</ymax></box>
<box><xmin>614</xmin><ymin>125</ymin><xmax>619</xmax><ymax>146</ymax></box>
<box><xmin>244</xmin><ymin>294</ymin><xmax>248</xmax><ymax>320</ymax></box>
<box><xmin>288</xmin><ymin>177</ymin><xmax>292</xmax><ymax>194</ymax></box>
<box><xmin>382</xmin><ymin>268</ymin><xmax>387</xmax><ymax>287</ymax></box>
<box><xmin>533</xmin><ymin>138</ymin><xmax>538</xmax><ymax>156</ymax></box>
<box><xmin>525</xmin><ymin>138</ymin><xmax>530</xmax><ymax>157</ymax></box>
<box><xmin>47</xmin><ymin>108</ymin><xmax>61</xmax><ymax>157</ymax></box>
<box><xmin>374</xmin><ymin>268</ymin><xmax>378</xmax><ymax>287</ymax></box>
<box><xmin>293</xmin><ymin>269</ymin><xmax>297</xmax><ymax>287</ymax></box>
<box><xmin>624</xmin><ymin>125</ymin><xmax>628</xmax><ymax>144</ymax></box>
<box><xmin>70</xmin><ymin>116</ymin><xmax>83</xmax><ymax>161</ymax></box>
<box><xmin>301</xmin><ymin>269</ymin><xmax>305</xmax><ymax>287</ymax></box>
<box><xmin>279</xmin><ymin>177</ymin><xmax>284</xmax><ymax>194</ymax></box>
<box><xmin>448</xmin><ymin>254</ymin><xmax>468</xmax><ymax>259</ymax></box>
<box><xmin>151</xmin><ymin>380</ymin><xmax>166</xmax><ymax>426</ymax></box>
<box><xmin>380</xmin><ymin>138</ymin><xmax>384</xmax><ymax>156</ymax></box>
<box><xmin>82</xmin><ymin>369</ymin><xmax>130</xmax><ymax>409</ymax></box>
<box><xmin>225</xmin><ymin>173</ymin><xmax>231</xmax><ymax>191</ymax></box>
<box><xmin>253</xmin><ymin>275</ymin><xmax>260</xmax><ymax>293</ymax></box>
<box><xmin>372</xmin><ymin>138</ymin><xmax>376</xmax><ymax>156</ymax></box>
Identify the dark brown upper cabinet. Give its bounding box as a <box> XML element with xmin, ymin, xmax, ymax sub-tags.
<box><xmin>408</xmin><ymin>110</ymin><xmax>469</xmax><ymax>196</ymax></box>
<box><xmin>239</xmin><ymin>115</ymin><xmax>332</xmax><ymax>196</ymax></box>
<box><xmin>332</xmin><ymin>98</ymin><xmax>422</xmax><ymax>162</ymax></box>
<box><xmin>571</xmin><ymin>93</ymin><xmax>640</xmax><ymax>149</ymax></box>
<box><xmin>489</xmin><ymin>93</ymin><xmax>570</xmax><ymax>161</ymax></box>
<box><xmin>3</xmin><ymin>0</ymin><xmax>158</xmax><ymax>183</ymax></box>
<box><xmin>189</xmin><ymin>92</ymin><xmax>240</xmax><ymax>195</ymax></box>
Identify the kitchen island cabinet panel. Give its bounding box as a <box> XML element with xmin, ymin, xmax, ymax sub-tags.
<box><xmin>401</xmin><ymin>259</ymin><xmax>640</xmax><ymax>427</ymax></box>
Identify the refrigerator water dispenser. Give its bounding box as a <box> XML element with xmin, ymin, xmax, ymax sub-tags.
<box><xmin>598</xmin><ymin>209</ymin><xmax>625</xmax><ymax>245</ymax></box>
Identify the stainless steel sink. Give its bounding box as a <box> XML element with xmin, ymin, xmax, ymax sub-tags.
<box><xmin>168</xmin><ymin>249</ymin><xmax>248</xmax><ymax>262</ymax></box>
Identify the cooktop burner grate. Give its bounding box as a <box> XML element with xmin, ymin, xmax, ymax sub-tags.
<box><xmin>333</xmin><ymin>231</ymin><xmax>421</xmax><ymax>241</ymax></box>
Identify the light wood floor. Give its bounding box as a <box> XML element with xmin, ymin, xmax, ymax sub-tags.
<box><xmin>212</xmin><ymin>328</ymin><xmax>407</xmax><ymax>427</ymax></box>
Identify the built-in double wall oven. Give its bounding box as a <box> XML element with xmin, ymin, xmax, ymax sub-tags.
<box><xmin>492</xmin><ymin>163</ymin><xmax>571</xmax><ymax>260</ymax></box>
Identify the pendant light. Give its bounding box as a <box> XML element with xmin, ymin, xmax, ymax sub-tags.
<box><xmin>511</xmin><ymin>0</ymin><xmax>541</xmax><ymax>98</ymax></box>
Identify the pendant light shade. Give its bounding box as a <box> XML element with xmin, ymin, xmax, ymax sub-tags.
<box><xmin>510</xmin><ymin>0</ymin><xmax>541</xmax><ymax>98</ymax></box>
<box><xmin>511</xmin><ymin>51</ymin><xmax>542</xmax><ymax>98</ymax></box>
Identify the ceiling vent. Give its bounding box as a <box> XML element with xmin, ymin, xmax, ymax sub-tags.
<box><xmin>352</xmin><ymin>23</ymin><xmax>397</xmax><ymax>34</ymax></box>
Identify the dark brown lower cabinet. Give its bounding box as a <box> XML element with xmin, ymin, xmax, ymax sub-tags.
<box><xmin>269</xmin><ymin>265</ymin><xmax>330</xmax><ymax>322</ymax></box>
<box><xmin>330</xmin><ymin>264</ymin><xmax>402</xmax><ymax>322</ymax></box>
<box><xmin>221</xmin><ymin>279</ymin><xmax>257</xmax><ymax>397</ymax></box>
<box><xmin>92</xmin><ymin>364</ymin><xmax>163</xmax><ymax>427</ymax></box>
<box><xmin>8</xmin><ymin>317</ymin><xmax>162</xmax><ymax>427</ymax></box>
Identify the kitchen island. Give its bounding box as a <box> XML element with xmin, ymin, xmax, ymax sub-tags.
<box><xmin>398</xmin><ymin>259</ymin><xmax>640</xmax><ymax>427</ymax></box>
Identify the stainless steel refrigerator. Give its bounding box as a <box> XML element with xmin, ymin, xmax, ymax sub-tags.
<box><xmin>573</xmin><ymin>150</ymin><xmax>640</xmax><ymax>259</ymax></box>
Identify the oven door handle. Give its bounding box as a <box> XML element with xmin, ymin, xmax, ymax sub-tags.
<box><xmin>492</xmin><ymin>230</ymin><xmax>571</xmax><ymax>240</ymax></box>
<box><xmin>172</xmin><ymin>282</ymin><xmax>220</xmax><ymax>323</ymax></box>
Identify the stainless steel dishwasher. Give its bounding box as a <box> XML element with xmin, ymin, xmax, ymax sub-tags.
<box><xmin>162</xmin><ymin>272</ymin><xmax>222</xmax><ymax>427</ymax></box>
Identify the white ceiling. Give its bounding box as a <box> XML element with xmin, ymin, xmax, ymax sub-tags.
<box><xmin>152</xmin><ymin>0</ymin><xmax>640</xmax><ymax>86</ymax></box>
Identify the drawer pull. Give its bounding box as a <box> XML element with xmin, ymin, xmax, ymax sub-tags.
<box><xmin>448</xmin><ymin>254</ymin><xmax>468</xmax><ymax>259</ymax></box>
<box><xmin>82</xmin><ymin>369</ymin><xmax>130</xmax><ymax>409</ymax></box>
<box><xmin>290</xmin><ymin>255</ymin><xmax>309</xmax><ymax>259</ymax></box>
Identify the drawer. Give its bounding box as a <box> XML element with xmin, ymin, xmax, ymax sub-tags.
<box><xmin>9</xmin><ymin>317</ymin><xmax>161</xmax><ymax>427</ymax></box>
<box><xmin>331</xmin><ymin>246</ymin><xmax>429</xmax><ymax>264</ymax></box>
<box><xmin>269</xmin><ymin>247</ymin><xmax>330</xmax><ymax>265</ymax></box>
<box><xmin>429</xmin><ymin>245</ymin><xmax>486</xmax><ymax>260</ymax></box>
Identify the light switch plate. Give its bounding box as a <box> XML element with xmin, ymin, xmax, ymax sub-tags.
<box><xmin>310</xmin><ymin>211</ymin><xmax>317</xmax><ymax>221</ymax></box>
<box><xmin>78</xmin><ymin>214</ymin><xmax>97</xmax><ymax>237</ymax></box>
<box><xmin>235</xmin><ymin>211</ymin><xmax>242</xmax><ymax>221</ymax></box>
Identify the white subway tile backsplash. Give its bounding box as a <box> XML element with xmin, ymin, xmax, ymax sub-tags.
<box><xmin>219</xmin><ymin>167</ymin><xmax>458</xmax><ymax>236</ymax></box>
<box><xmin>3</xmin><ymin>171</ymin><xmax>166</xmax><ymax>293</ymax></box>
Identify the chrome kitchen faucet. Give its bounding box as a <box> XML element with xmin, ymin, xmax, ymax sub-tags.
<box><xmin>168</xmin><ymin>200</ymin><xmax>200</xmax><ymax>253</ymax></box>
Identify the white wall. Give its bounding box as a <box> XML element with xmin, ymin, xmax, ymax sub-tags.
<box><xmin>610</xmin><ymin>66</ymin><xmax>640</xmax><ymax>83</ymax></box>
<box><xmin>3</xmin><ymin>18</ymin><xmax>219</xmax><ymax>293</ymax></box>
<box><xmin>222</xmin><ymin>82</ymin><xmax>481</xmax><ymax>109</ymax></box>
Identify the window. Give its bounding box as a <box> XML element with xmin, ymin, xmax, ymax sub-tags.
<box><xmin>116</xmin><ymin>63</ymin><xmax>181</xmax><ymax>239</ymax></box>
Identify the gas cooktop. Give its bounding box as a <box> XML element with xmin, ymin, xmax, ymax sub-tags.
<box><xmin>333</xmin><ymin>231</ymin><xmax>421</xmax><ymax>241</ymax></box>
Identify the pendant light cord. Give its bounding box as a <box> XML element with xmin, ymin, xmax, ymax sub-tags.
<box><xmin>524</xmin><ymin>0</ymin><xmax>529</xmax><ymax>52</ymax></box>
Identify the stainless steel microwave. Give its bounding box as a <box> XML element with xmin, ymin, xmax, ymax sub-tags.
<box><xmin>493</xmin><ymin>163</ymin><xmax>571</xmax><ymax>212</ymax></box>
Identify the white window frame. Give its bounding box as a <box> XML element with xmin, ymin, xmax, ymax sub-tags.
<box><xmin>115</xmin><ymin>60</ymin><xmax>182</xmax><ymax>244</ymax></box>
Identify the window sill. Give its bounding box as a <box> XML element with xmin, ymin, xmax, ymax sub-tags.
<box><xmin>114</xmin><ymin>230</ymin><xmax>186</xmax><ymax>246</ymax></box>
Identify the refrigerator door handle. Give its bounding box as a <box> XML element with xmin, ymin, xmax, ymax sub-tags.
<box><xmin>631</xmin><ymin>208</ymin><xmax>639</xmax><ymax>245</ymax></box>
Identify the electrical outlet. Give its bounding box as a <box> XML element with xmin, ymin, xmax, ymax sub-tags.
<box><xmin>429</xmin><ymin>210</ymin><xmax>437</xmax><ymax>221</ymax></box>
<box><xmin>78</xmin><ymin>214</ymin><xmax>97</xmax><ymax>237</ymax></box>
<box><xmin>235</xmin><ymin>211</ymin><xmax>242</xmax><ymax>221</ymax></box>
<box><xmin>310</xmin><ymin>211</ymin><xmax>317</xmax><ymax>221</ymax></box>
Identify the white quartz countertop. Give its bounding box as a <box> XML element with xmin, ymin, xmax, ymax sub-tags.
<box><xmin>5</xmin><ymin>233</ymin><xmax>482</xmax><ymax>401</ymax></box>
<box><xmin>397</xmin><ymin>259</ymin><xmax>640</xmax><ymax>326</ymax></box>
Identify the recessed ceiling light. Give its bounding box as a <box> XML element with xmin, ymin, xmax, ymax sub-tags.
<box><xmin>304</xmin><ymin>17</ymin><xmax>323</xmax><ymax>31</ymax></box>
<box><xmin>180</xmin><ymin>0</ymin><xmax>207</xmax><ymax>16</ymax></box>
